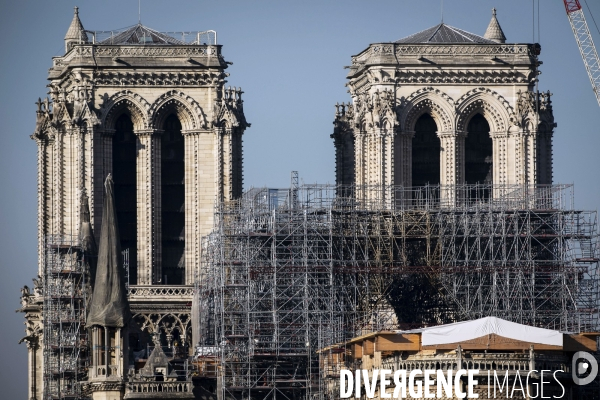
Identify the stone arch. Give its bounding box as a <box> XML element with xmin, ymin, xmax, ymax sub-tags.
<box><xmin>100</xmin><ymin>90</ymin><xmax>150</xmax><ymax>131</ymax></box>
<box><xmin>455</xmin><ymin>88</ymin><xmax>514</xmax><ymax>132</ymax></box>
<box><xmin>380</xmin><ymin>117</ymin><xmax>394</xmax><ymax>133</ymax></box>
<box><xmin>412</xmin><ymin>113</ymin><xmax>440</xmax><ymax>186</ymax></box>
<box><xmin>214</xmin><ymin>107</ymin><xmax>238</xmax><ymax>130</ymax></box>
<box><xmin>524</xmin><ymin>117</ymin><xmax>536</xmax><ymax>133</ymax></box>
<box><xmin>149</xmin><ymin>90</ymin><xmax>207</xmax><ymax>131</ymax></box>
<box><xmin>401</xmin><ymin>87</ymin><xmax>455</xmax><ymax>132</ymax></box>
<box><xmin>53</xmin><ymin>102</ymin><xmax>73</xmax><ymax>129</ymax></box>
<box><xmin>131</xmin><ymin>312</ymin><xmax>192</xmax><ymax>345</ymax></box>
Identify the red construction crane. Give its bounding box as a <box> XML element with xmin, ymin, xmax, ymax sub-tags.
<box><xmin>563</xmin><ymin>0</ymin><xmax>600</xmax><ymax>106</ymax></box>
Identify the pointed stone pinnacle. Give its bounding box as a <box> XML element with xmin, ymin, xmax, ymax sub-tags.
<box><xmin>484</xmin><ymin>7</ymin><xmax>507</xmax><ymax>44</ymax></box>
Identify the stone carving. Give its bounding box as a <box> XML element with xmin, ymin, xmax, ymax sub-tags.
<box><xmin>32</xmin><ymin>275</ymin><xmax>43</xmax><ymax>297</ymax></box>
<box><xmin>149</xmin><ymin>89</ymin><xmax>208</xmax><ymax>130</ymax></box>
<box><xmin>213</xmin><ymin>86</ymin><xmax>249</xmax><ymax>129</ymax></box>
<box><xmin>333</xmin><ymin>102</ymin><xmax>354</xmax><ymax>134</ymax></box>
<box><xmin>32</xmin><ymin>98</ymin><xmax>53</xmax><ymax>140</ymax></box>
<box><xmin>99</xmin><ymin>89</ymin><xmax>151</xmax><ymax>130</ymax></box>
<box><xmin>18</xmin><ymin>320</ymin><xmax>42</xmax><ymax>349</ymax></box>
<box><xmin>350</xmin><ymin>44</ymin><xmax>535</xmax><ymax>69</ymax></box>
<box><xmin>400</xmin><ymin>87</ymin><xmax>455</xmax><ymax>132</ymax></box>
<box><xmin>455</xmin><ymin>87</ymin><xmax>514</xmax><ymax>132</ymax></box>
<box><xmin>394</xmin><ymin>69</ymin><xmax>528</xmax><ymax>84</ymax></box>
<box><xmin>71</xmin><ymin>86</ymin><xmax>100</xmax><ymax>126</ymax></box>
<box><xmin>32</xmin><ymin>88</ymin><xmax>98</xmax><ymax>139</ymax></box>
<box><xmin>94</xmin><ymin>71</ymin><xmax>226</xmax><ymax>87</ymax></box>
<box><xmin>515</xmin><ymin>90</ymin><xmax>556</xmax><ymax>132</ymax></box>
<box><xmin>19</xmin><ymin>286</ymin><xmax>33</xmax><ymax>308</ymax></box>
<box><xmin>132</xmin><ymin>312</ymin><xmax>192</xmax><ymax>347</ymax></box>
<box><xmin>405</xmin><ymin>86</ymin><xmax>455</xmax><ymax>107</ymax></box>
<box><xmin>353</xmin><ymin>89</ymin><xmax>398</xmax><ymax>131</ymax></box>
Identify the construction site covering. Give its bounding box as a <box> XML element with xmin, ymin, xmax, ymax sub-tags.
<box><xmin>199</xmin><ymin>181</ymin><xmax>599</xmax><ymax>399</ymax></box>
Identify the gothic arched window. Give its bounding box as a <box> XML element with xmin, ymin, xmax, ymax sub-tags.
<box><xmin>161</xmin><ymin>114</ymin><xmax>185</xmax><ymax>285</ymax></box>
<box><xmin>465</xmin><ymin>113</ymin><xmax>493</xmax><ymax>185</ymax></box>
<box><xmin>113</xmin><ymin>113</ymin><xmax>137</xmax><ymax>284</ymax></box>
<box><xmin>412</xmin><ymin>114</ymin><xmax>440</xmax><ymax>187</ymax></box>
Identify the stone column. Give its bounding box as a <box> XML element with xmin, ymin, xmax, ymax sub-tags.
<box><xmin>62</xmin><ymin>126</ymin><xmax>81</xmax><ymax>237</ymax></box>
<box><xmin>183</xmin><ymin>129</ymin><xmax>214</xmax><ymax>285</ymax></box>
<box><xmin>70</xmin><ymin>125</ymin><xmax>85</xmax><ymax>239</ymax></box>
<box><xmin>135</xmin><ymin>129</ymin><xmax>161</xmax><ymax>285</ymax></box>
<box><xmin>84</xmin><ymin>124</ymin><xmax>96</xmax><ymax>230</ymax></box>
<box><xmin>26</xmin><ymin>339</ymin><xmax>39</xmax><ymax>400</ymax></box>
<box><xmin>215</xmin><ymin>127</ymin><xmax>224</xmax><ymax>205</ymax></box>
<box><xmin>438</xmin><ymin>131</ymin><xmax>466</xmax><ymax>206</ymax></box>
<box><xmin>222</xmin><ymin>127</ymin><xmax>233</xmax><ymax>202</ymax></box>
<box><xmin>362</xmin><ymin>130</ymin><xmax>381</xmax><ymax>206</ymax></box>
<box><xmin>525</xmin><ymin>132</ymin><xmax>536</xmax><ymax>185</ymax></box>
<box><xmin>393</xmin><ymin>130</ymin><xmax>413</xmax><ymax>208</ymax></box>
<box><xmin>53</xmin><ymin>128</ymin><xmax>64</xmax><ymax>236</ymax></box>
<box><xmin>354</xmin><ymin>131</ymin><xmax>366</xmax><ymax>187</ymax></box>
<box><xmin>35</xmin><ymin>137</ymin><xmax>47</xmax><ymax>277</ymax></box>
<box><xmin>382</xmin><ymin>131</ymin><xmax>394</xmax><ymax>208</ymax></box>
<box><xmin>493</xmin><ymin>131</ymin><xmax>510</xmax><ymax>186</ymax></box>
<box><xmin>394</xmin><ymin>131</ymin><xmax>413</xmax><ymax>187</ymax></box>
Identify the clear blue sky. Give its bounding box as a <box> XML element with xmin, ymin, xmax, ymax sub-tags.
<box><xmin>1</xmin><ymin>1</ymin><xmax>599</xmax><ymax>396</ymax></box>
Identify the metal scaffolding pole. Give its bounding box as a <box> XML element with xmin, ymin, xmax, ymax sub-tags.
<box><xmin>201</xmin><ymin>183</ymin><xmax>599</xmax><ymax>399</ymax></box>
<box><xmin>43</xmin><ymin>235</ymin><xmax>90</xmax><ymax>400</ymax></box>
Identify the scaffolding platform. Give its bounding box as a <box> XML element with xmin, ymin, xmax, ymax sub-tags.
<box><xmin>201</xmin><ymin>182</ymin><xmax>599</xmax><ymax>399</ymax></box>
<box><xmin>43</xmin><ymin>236</ymin><xmax>90</xmax><ymax>400</ymax></box>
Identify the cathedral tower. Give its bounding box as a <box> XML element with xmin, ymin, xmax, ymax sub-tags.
<box><xmin>33</xmin><ymin>7</ymin><xmax>247</xmax><ymax>287</ymax></box>
<box><xmin>22</xmin><ymin>7</ymin><xmax>248</xmax><ymax>399</ymax></box>
<box><xmin>332</xmin><ymin>9</ymin><xmax>554</xmax><ymax>196</ymax></box>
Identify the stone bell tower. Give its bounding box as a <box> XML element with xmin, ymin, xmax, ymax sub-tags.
<box><xmin>332</xmin><ymin>8</ymin><xmax>555</xmax><ymax>192</ymax></box>
<box><xmin>21</xmin><ymin>7</ymin><xmax>248</xmax><ymax>399</ymax></box>
<box><xmin>33</xmin><ymin>7</ymin><xmax>248</xmax><ymax>286</ymax></box>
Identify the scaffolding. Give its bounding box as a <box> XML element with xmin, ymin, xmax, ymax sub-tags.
<box><xmin>201</xmin><ymin>183</ymin><xmax>599</xmax><ymax>399</ymax></box>
<box><xmin>43</xmin><ymin>235</ymin><xmax>90</xmax><ymax>400</ymax></box>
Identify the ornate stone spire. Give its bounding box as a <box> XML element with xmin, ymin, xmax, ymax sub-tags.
<box><xmin>484</xmin><ymin>8</ymin><xmax>506</xmax><ymax>44</ymax></box>
<box><xmin>64</xmin><ymin>6</ymin><xmax>88</xmax><ymax>52</ymax></box>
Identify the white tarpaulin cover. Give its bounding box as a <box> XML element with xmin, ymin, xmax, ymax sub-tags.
<box><xmin>398</xmin><ymin>317</ymin><xmax>563</xmax><ymax>347</ymax></box>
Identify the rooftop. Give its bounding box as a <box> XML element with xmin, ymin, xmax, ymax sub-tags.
<box><xmin>62</xmin><ymin>8</ymin><xmax>218</xmax><ymax>48</ymax></box>
<box><xmin>97</xmin><ymin>24</ymin><xmax>185</xmax><ymax>45</ymax></box>
<box><xmin>395</xmin><ymin>23</ymin><xmax>497</xmax><ymax>44</ymax></box>
<box><xmin>87</xmin><ymin>24</ymin><xmax>218</xmax><ymax>46</ymax></box>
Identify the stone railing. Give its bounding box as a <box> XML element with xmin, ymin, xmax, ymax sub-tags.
<box><xmin>392</xmin><ymin>43</ymin><xmax>534</xmax><ymax>56</ymax></box>
<box><xmin>126</xmin><ymin>381</ymin><xmax>193</xmax><ymax>394</ymax></box>
<box><xmin>351</xmin><ymin>43</ymin><xmax>535</xmax><ymax>66</ymax></box>
<box><xmin>127</xmin><ymin>285</ymin><xmax>194</xmax><ymax>301</ymax></box>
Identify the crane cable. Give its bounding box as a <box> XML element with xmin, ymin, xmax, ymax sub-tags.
<box><xmin>583</xmin><ymin>0</ymin><xmax>600</xmax><ymax>36</ymax></box>
<box><xmin>532</xmin><ymin>0</ymin><xmax>541</xmax><ymax>44</ymax></box>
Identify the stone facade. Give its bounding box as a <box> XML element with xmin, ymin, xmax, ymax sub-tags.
<box><xmin>34</xmin><ymin>38</ymin><xmax>247</xmax><ymax>286</ymax></box>
<box><xmin>332</xmin><ymin>13</ymin><xmax>556</xmax><ymax>193</ymax></box>
<box><xmin>19</xmin><ymin>8</ymin><xmax>247</xmax><ymax>400</ymax></box>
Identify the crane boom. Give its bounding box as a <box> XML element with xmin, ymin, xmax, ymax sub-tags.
<box><xmin>563</xmin><ymin>0</ymin><xmax>600</xmax><ymax>107</ymax></box>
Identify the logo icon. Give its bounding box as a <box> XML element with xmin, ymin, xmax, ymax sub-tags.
<box><xmin>572</xmin><ymin>351</ymin><xmax>598</xmax><ymax>386</ymax></box>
